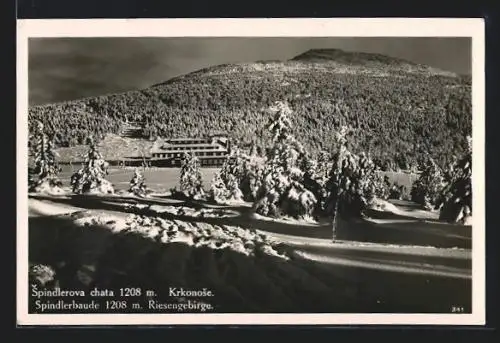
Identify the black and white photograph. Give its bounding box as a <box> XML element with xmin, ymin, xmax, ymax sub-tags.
<box><xmin>17</xmin><ymin>19</ymin><xmax>485</xmax><ymax>326</ymax></box>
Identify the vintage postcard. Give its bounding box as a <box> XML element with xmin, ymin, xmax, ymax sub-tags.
<box><xmin>17</xmin><ymin>18</ymin><xmax>485</xmax><ymax>326</ymax></box>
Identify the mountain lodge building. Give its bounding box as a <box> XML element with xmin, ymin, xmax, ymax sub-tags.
<box><xmin>150</xmin><ymin>135</ymin><xmax>231</xmax><ymax>167</ymax></box>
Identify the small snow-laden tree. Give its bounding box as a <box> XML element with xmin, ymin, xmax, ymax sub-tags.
<box><xmin>29</xmin><ymin>121</ymin><xmax>63</xmax><ymax>193</ymax></box>
<box><xmin>253</xmin><ymin>101</ymin><xmax>318</xmax><ymax>220</ymax></box>
<box><xmin>268</xmin><ymin>100</ymin><xmax>293</xmax><ymax>143</ymax></box>
<box><xmin>29</xmin><ymin>264</ymin><xmax>57</xmax><ymax>289</ymax></box>
<box><xmin>299</xmin><ymin>154</ymin><xmax>327</xmax><ymax>216</ymax></box>
<box><xmin>70</xmin><ymin>137</ymin><xmax>114</xmax><ymax>194</ymax></box>
<box><xmin>410</xmin><ymin>156</ymin><xmax>445</xmax><ymax>210</ymax></box>
<box><xmin>316</xmin><ymin>150</ymin><xmax>332</xmax><ymax>181</ymax></box>
<box><xmin>325</xmin><ymin>145</ymin><xmax>366</xmax><ymax>220</ymax></box>
<box><xmin>308</xmin><ymin>150</ymin><xmax>334</xmax><ymax>212</ymax></box>
<box><xmin>324</xmin><ymin>128</ymin><xmax>349</xmax><ymax>240</ymax></box>
<box><xmin>358</xmin><ymin>152</ymin><xmax>390</xmax><ymax>200</ymax></box>
<box><xmin>226</xmin><ymin>173</ymin><xmax>244</xmax><ymax>202</ymax></box>
<box><xmin>436</xmin><ymin>136</ymin><xmax>472</xmax><ymax>224</ymax></box>
<box><xmin>209</xmin><ymin>172</ymin><xmax>229</xmax><ymax>203</ymax></box>
<box><xmin>240</xmin><ymin>152</ymin><xmax>265</xmax><ymax>202</ymax></box>
<box><xmin>208</xmin><ymin>147</ymin><xmax>246</xmax><ymax>204</ymax></box>
<box><xmin>249</xmin><ymin>140</ymin><xmax>259</xmax><ymax>157</ymax></box>
<box><xmin>129</xmin><ymin>168</ymin><xmax>148</xmax><ymax>197</ymax></box>
<box><xmin>179</xmin><ymin>152</ymin><xmax>204</xmax><ymax>199</ymax></box>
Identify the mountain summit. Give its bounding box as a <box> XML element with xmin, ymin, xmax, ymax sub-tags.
<box><xmin>292</xmin><ymin>48</ymin><xmax>458</xmax><ymax>76</ymax></box>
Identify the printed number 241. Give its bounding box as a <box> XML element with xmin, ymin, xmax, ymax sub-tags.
<box><xmin>452</xmin><ymin>306</ymin><xmax>465</xmax><ymax>313</ymax></box>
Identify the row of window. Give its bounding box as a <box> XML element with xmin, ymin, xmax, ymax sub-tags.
<box><xmin>162</xmin><ymin>145</ymin><xmax>224</xmax><ymax>151</ymax></box>
<box><xmin>153</xmin><ymin>151</ymin><xmax>227</xmax><ymax>158</ymax></box>
<box><xmin>167</xmin><ymin>158</ymin><xmax>225</xmax><ymax>166</ymax></box>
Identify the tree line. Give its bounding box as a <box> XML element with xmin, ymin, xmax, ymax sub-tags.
<box><xmin>29</xmin><ymin>101</ymin><xmax>472</xmax><ymax>240</ymax></box>
<box><xmin>175</xmin><ymin>101</ymin><xmax>472</xmax><ymax>230</ymax></box>
<box><xmin>28</xmin><ymin>62</ymin><xmax>471</xmax><ymax>171</ymax></box>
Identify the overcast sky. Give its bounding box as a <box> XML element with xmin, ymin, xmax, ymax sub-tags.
<box><xmin>28</xmin><ymin>37</ymin><xmax>471</xmax><ymax>106</ymax></box>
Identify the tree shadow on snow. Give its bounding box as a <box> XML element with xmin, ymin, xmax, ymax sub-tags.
<box><xmin>28</xmin><ymin>214</ymin><xmax>472</xmax><ymax>314</ymax></box>
<box><xmin>333</xmin><ymin>217</ymin><xmax>471</xmax><ymax>249</ymax></box>
<box><xmin>29</xmin><ymin>194</ymin><xmax>471</xmax><ymax>249</ymax></box>
<box><xmin>29</xmin><ymin>194</ymin><xmax>332</xmax><ymax>239</ymax></box>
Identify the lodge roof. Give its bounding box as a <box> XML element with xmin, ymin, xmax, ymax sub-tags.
<box><xmin>165</xmin><ymin>136</ymin><xmax>228</xmax><ymax>143</ymax></box>
<box><xmin>151</xmin><ymin>136</ymin><xmax>229</xmax><ymax>154</ymax></box>
<box><xmin>160</xmin><ymin>143</ymin><xmax>226</xmax><ymax>149</ymax></box>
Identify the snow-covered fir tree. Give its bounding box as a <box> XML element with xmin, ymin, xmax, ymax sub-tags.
<box><xmin>316</xmin><ymin>150</ymin><xmax>333</xmax><ymax>183</ymax></box>
<box><xmin>237</xmin><ymin>140</ymin><xmax>267</xmax><ymax>201</ymax></box>
<box><xmin>323</xmin><ymin>126</ymin><xmax>389</xmax><ymax>239</ymax></box>
<box><xmin>29</xmin><ymin>121</ymin><xmax>63</xmax><ymax>193</ymax></box>
<box><xmin>299</xmin><ymin>155</ymin><xmax>324</xmax><ymax>214</ymax></box>
<box><xmin>324</xmin><ymin>126</ymin><xmax>354</xmax><ymax>238</ymax></box>
<box><xmin>240</xmin><ymin>152</ymin><xmax>265</xmax><ymax>202</ymax></box>
<box><xmin>209</xmin><ymin>147</ymin><xmax>246</xmax><ymax>204</ymax></box>
<box><xmin>318</xmin><ymin>152</ymin><xmax>333</xmax><ymax>206</ymax></box>
<box><xmin>70</xmin><ymin>137</ymin><xmax>114</xmax><ymax>194</ymax></box>
<box><xmin>268</xmin><ymin>101</ymin><xmax>293</xmax><ymax>142</ymax></box>
<box><xmin>179</xmin><ymin>152</ymin><xmax>205</xmax><ymax>199</ymax></box>
<box><xmin>249</xmin><ymin>140</ymin><xmax>258</xmax><ymax>157</ymax></box>
<box><xmin>253</xmin><ymin>101</ymin><xmax>317</xmax><ymax>220</ymax></box>
<box><xmin>226</xmin><ymin>173</ymin><xmax>244</xmax><ymax>202</ymax></box>
<box><xmin>209</xmin><ymin>171</ymin><xmax>229</xmax><ymax>203</ymax></box>
<box><xmin>436</xmin><ymin>136</ymin><xmax>472</xmax><ymax>224</ymax></box>
<box><xmin>410</xmin><ymin>156</ymin><xmax>445</xmax><ymax>210</ymax></box>
<box><xmin>129</xmin><ymin>168</ymin><xmax>148</xmax><ymax>197</ymax></box>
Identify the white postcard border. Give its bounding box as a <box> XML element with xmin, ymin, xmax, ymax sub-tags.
<box><xmin>16</xmin><ymin>18</ymin><xmax>486</xmax><ymax>326</ymax></box>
